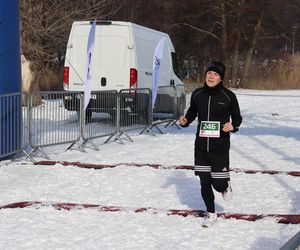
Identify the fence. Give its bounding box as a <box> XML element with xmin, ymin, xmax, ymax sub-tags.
<box><xmin>0</xmin><ymin>92</ymin><xmax>22</xmax><ymax>159</ymax></box>
<box><xmin>145</xmin><ymin>84</ymin><xmax>185</xmax><ymax>134</ymax></box>
<box><xmin>280</xmin><ymin>230</ymin><xmax>300</xmax><ymax>250</ymax></box>
<box><xmin>29</xmin><ymin>91</ymin><xmax>82</xmax><ymax>158</ymax></box>
<box><xmin>0</xmin><ymin>86</ymin><xmax>183</xmax><ymax>162</ymax></box>
<box><xmin>81</xmin><ymin>90</ymin><xmax>118</xmax><ymax>150</ymax></box>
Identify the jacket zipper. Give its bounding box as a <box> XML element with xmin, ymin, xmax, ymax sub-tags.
<box><xmin>207</xmin><ymin>95</ymin><xmax>211</xmax><ymax>152</ymax></box>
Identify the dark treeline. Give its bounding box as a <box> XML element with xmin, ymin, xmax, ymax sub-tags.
<box><xmin>20</xmin><ymin>0</ymin><xmax>300</xmax><ymax>89</ymax></box>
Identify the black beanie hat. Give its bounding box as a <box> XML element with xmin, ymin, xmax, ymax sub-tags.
<box><xmin>205</xmin><ymin>61</ymin><xmax>225</xmax><ymax>80</ymax></box>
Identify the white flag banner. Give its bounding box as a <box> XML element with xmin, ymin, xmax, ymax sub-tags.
<box><xmin>152</xmin><ymin>37</ymin><xmax>165</xmax><ymax>108</ymax></box>
<box><xmin>84</xmin><ymin>20</ymin><xmax>96</xmax><ymax>111</ymax></box>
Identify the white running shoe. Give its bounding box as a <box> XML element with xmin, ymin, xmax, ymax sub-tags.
<box><xmin>222</xmin><ymin>181</ymin><xmax>233</xmax><ymax>202</ymax></box>
<box><xmin>202</xmin><ymin>212</ymin><xmax>217</xmax><ymax>228</ymax></box>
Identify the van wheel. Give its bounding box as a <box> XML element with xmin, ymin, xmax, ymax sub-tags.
<box><xmin>77</xmin><ymin>111</ymin><xmax>92</xmax><ymax>123</ymax></box>
<box><xmin>85</xmin><ymin>110</ymin><xmax>92</xmax><ymax>123</ymax></box>
<box><xmin>137</xmin><ymin>95</ymin><xmax>150</xmax><ymax>124</ymax></box>
<box><xmin>120</xmin><ymin>110</ymin><xmax>130</xmax><ymax>126</ymax></box>
<box><xmin>109</xmin><ymin>110</ymin><xmax>117</xmax><ymax>125</ymax></box>
<box><xmin>176</xmin><ymin>96</ymin><xmax>186</xmax><ymax>118</ymax></box>
<box><xmin>77</xmin><ymin>111</ymin><xmax>81</xmax><ymax>122</ymax></box>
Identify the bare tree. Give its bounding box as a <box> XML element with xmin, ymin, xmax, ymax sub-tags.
<box><xmin>230</xmin><ymin>0</ymin><xmax>246</xmax><ymax>87</ymax></box>
<box><xmin>20</xmin><ymin>0</ymin><xmax>118</xmax><ymax>91</ymax></box>
<box><xmin>220</xmin><ymin>0</ymin><xmax>228</xmax><ymax>65</ymax></box>
<box><xmin>21</xmin><ymin>0</ymin><xmax>118</xmax><ymax>66</ymax></box>
<box><xmin>242</xmin><ymin>11</ymin><xmax>264</xmax><ymax>86</ymax></box>
<box><xmin>20</xmin><ymin>0</ymin><xmax>300</xmax><ymax>90</ymax></box>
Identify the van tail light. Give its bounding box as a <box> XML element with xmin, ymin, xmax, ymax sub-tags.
<box><xmin>63</xmin><ymin>66</ymin><xmax>69</xmax><ymax>89</ymax></box>
<box><xmin>130</xmin><ymin>68</ymin><xmax>137</xmax><ymax>87</ymax></box>
<box><xmin>129</xmin><ymin>68</ymin><xmax>137</xmax><ymax>96</ymax></box>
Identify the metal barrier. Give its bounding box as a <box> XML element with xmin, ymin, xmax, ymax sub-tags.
<box><xmin>0</xmin><ymin>86</ymin><xmax>185</xmax><ymax>162</ymax></box>
<box><xmin>164</xmin><ymin>84</ymin><xmax>186</xmax><ymax>128</ymax></box>
<box><xmin>119</xmin><ymin>88</ymin><xmax>151</xmax><ymax>128</ymax></box>
<box><xmin>17</xmin><ymin>92</ymin><xmax>33</xmax><ymax>161</ymax></box>
<box><xmin>0</xmin><ymin>92</ymin><xmax>22</xmax><ymax>159</ymax></box>
<box><xmin>153</xmin><ymin>85</ymin><xmax>177</xmax><ymax>118</ymax></box>
<box><xmin>81</xmin><ymin>90</ymin><xmax>119</xmax><ymax>150</ymax></box>
<box><xmin>280</xmin><ymin>230</ymin><xmax>300</xmax><ymax>250</ymax></box>
<box><xmin>28</xmin><ymin>91</ymin><xmax>82</xmax><ymax>159</ymax></box>
<box><xmin>174</xmin><ymin>84</ymin><xmax>186</xmax><ymax>118</ymax></box>
<box><xmin>104</xmin><ymin>88</ymin><xmax>151</xmax><ymax>143</ymax></box>
<box><xmin>142</xmin><ymin>85</ymin><xmax>184</xmax><ymax>134</ymax></box>
<box><xmin>22</xmin><ymin>93</ymin><xmax>29</xmax><ymax>149</ymax></box>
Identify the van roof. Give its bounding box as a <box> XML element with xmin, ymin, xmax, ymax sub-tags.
<box><xmin>72</xmin><ymin>20</ymin><xmax>170</xmax><ymax>37</ymax></box>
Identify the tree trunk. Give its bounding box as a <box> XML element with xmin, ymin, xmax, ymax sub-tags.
<box><xmin>232</xmin><ymin>33</ymin><xmax>241</xmax><ymax>87</ymax></box>
<box><xmin>220</xmin><ymin>0</ymin><xmax>228</xmax><ymax>66</ymax></box>
<box><xmin>231</xmin><ymin>0</ymin><xmax>245</xmax><ymax>87</ymax></box>
<box><xmin>242</xmin><ymin>13</ymin><xmax>263</xmax><ymax>87</ymax></box>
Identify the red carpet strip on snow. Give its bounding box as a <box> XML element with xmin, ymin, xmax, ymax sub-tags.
<box><xmin>35</xmin><ymin>161</ymin><xmax>300</xmax><ymax>177</ymax></box>
<box><xmin>0</xmin><ymin>201</ymin><xmax>299</xmax><ymax>224</ymax></box>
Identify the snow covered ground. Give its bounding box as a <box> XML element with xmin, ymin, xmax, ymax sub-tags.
<box><xmin>0</xmin><ymin>89</ymin><xmax>299</xmax><ymax>250</ymax></box>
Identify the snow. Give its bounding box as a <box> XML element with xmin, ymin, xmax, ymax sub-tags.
<box><xmin>0</xmin><ymin>89</ymin><xmax>300</xmax><ymax>250</ymax></box>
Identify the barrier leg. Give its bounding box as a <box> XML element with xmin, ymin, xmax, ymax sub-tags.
<box><xmin>81</xmin><ymin>139</ymin><xmax>100</xmax><ymax>151</ymax></box>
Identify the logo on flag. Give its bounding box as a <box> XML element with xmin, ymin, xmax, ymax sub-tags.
<box><xmin>152</xmin><ymin>38</ymin><xmax>165</xmax><ymax>108</ymax></box>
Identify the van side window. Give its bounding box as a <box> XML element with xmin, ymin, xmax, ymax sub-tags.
<box><xmin>171</xmin><ymin>52</ymin><xmax>181</xmax><ymax>79</ymax></box>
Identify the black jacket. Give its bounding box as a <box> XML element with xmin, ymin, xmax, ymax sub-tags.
<box><xmin>182</xmin><ymin>83</ymin><xmax>242</xmax><ymax>152</ymax></box>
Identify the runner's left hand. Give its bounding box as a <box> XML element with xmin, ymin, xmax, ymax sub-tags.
<box><xmin>222</xmin><ymin>122</ymin><xmax>234</xmax><ymax>132</ymax></box>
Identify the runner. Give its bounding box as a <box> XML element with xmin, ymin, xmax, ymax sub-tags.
<box><xmin>179</xmin><ymin>61</ymin><xmax>242</xmax><ymax>227</ymax></box>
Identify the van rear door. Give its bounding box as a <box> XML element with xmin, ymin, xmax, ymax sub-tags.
<box><xmin>67</xmin><ymin>22</ymin><xmax>131</xmax><ymax>91</ymax></box>
<box><xmin>96</xmin><ymin>24</ymin><xmax>131</xmax><ymax>90</ymax></box>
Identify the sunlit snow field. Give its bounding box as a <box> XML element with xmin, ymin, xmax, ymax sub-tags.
<box><xmin>0</xmin><ymin>89</ymin><xmax>299</xmax><ymax>250</ymax></box>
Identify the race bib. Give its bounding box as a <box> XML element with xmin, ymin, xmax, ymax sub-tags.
<box><xmin>199</xmin><ymin>121</ymin><xmax>220</xmax><ymax>138</ymax></box>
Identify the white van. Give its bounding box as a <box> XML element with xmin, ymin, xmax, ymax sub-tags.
<box><xmin>63</xmin><ymin>20</ymin><xmax>185</xmax><ymax>120</ymax></box>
